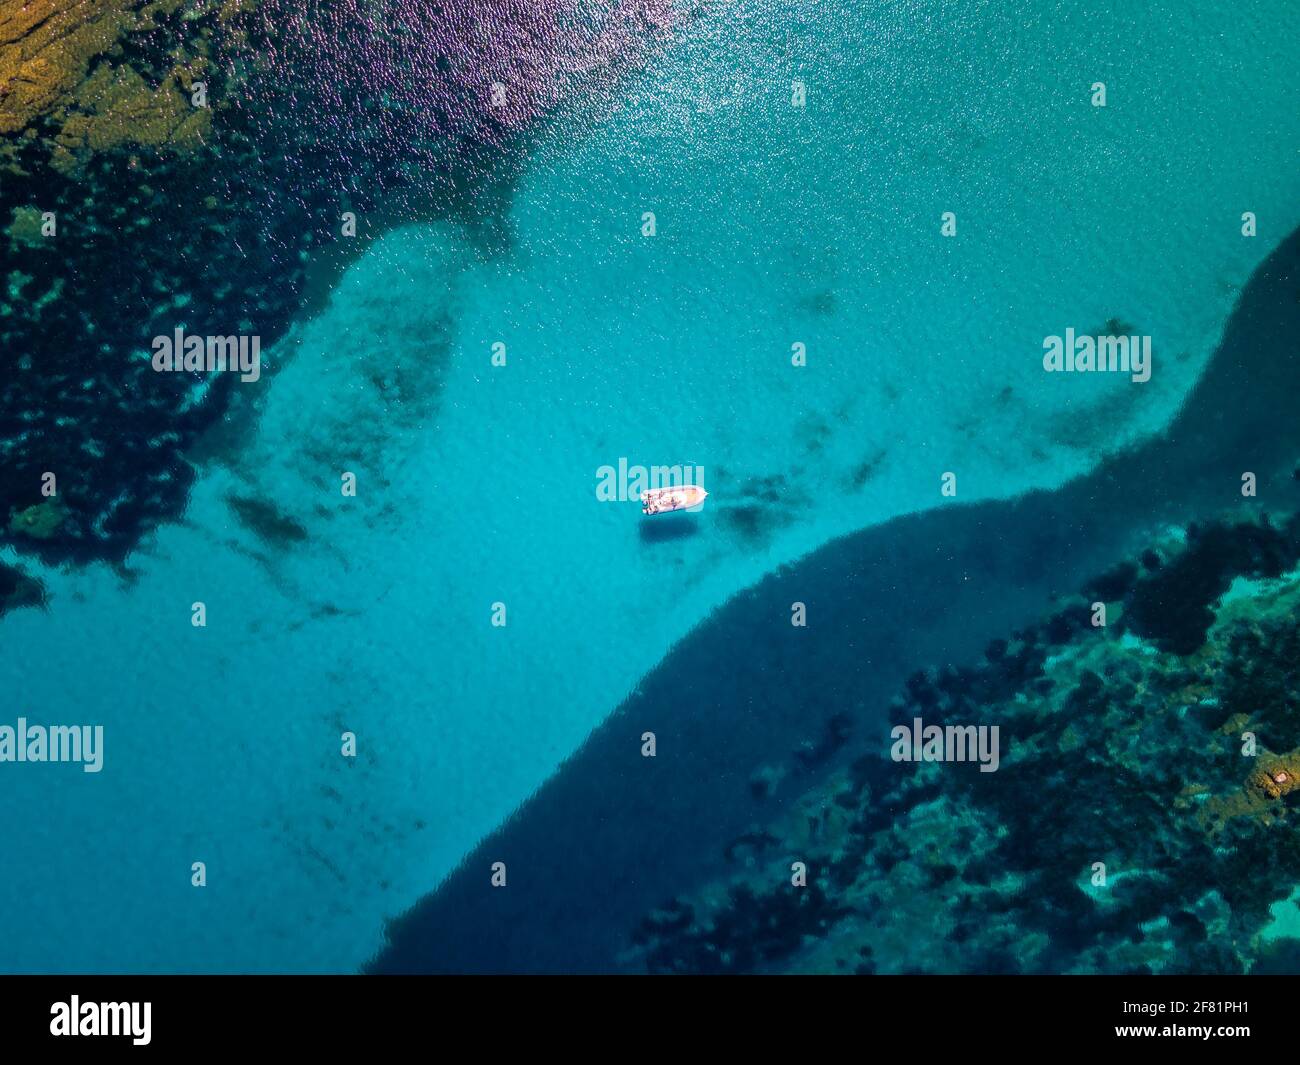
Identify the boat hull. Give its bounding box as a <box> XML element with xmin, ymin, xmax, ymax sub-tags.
<box><xmin>641</xmin><ymin>485</ymin><xmax>708</xmax><ymax>515</ymax></box>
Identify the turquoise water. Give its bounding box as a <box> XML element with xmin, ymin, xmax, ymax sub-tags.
<box><xmin>2</xmin><ymin>0</ymin><xmax>1299</xmax><ymax>972</ymax></box>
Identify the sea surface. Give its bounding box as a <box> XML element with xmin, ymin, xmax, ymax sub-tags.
<box><xmin>2</xmin><ymin>0</ymin><xmax>1299</xmax><ymax>972</ymax></box>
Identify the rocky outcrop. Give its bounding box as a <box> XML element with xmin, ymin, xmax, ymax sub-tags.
<box><xmin>1</xmin><ymin>0</ymin><xmax>255</xmax><ymax>563</ymax></box>
<box><xmin>0</xmin><ymin>0</ymin><xmax>680</xmax><ymax>567</ymax></box>
<box><xmin>0</xmin><ymin>0</ymin><xmax>224</xmax><ymax>177</ymax></box>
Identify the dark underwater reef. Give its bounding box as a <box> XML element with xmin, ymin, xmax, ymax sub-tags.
<box><xmin>370</xmin><ymin>228</ymin><xmax>1300</xmax><ymax>974</ymax></box>
<box><xmin>628</xmin><ymin>513</ymin><xmax>1300</xmax><ymax>974</ymax></box>
<box><xmin>0</xmin><ymin>0</ymin><xmax>676</xmax><ymax>572</ymax></box>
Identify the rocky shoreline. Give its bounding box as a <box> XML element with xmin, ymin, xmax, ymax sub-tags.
<box><xmin>628</xmin><ymin>509</ymin><xmax>1300</xmax><ymax>974</ymax></box>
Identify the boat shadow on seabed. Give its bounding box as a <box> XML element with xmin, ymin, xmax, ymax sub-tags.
<box><xmin>639</xmin><ymin>512</ymin><xmax>703</xmax><ymax>544</ymax></box>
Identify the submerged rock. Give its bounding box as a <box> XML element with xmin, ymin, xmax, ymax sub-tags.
<box><xmin>226</xmin><ymin>493</ymin><xmax>308</xmax><ymax>548</ymax></box>
<box><xmin>0</xmin><ymin>559</ymin><xmax>45</xmax><ymax>615</ymax></box>
<box><xmin>8</xmin><ymin>500</ymin><xmax>65</xmax><ymax>540</ymax></box>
